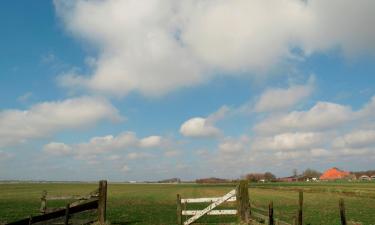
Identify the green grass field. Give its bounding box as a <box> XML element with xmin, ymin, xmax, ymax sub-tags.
<box><xmin>0</xmin><ymin>182</ymin><xmax>374</xmax><ymax>225</ymax></box>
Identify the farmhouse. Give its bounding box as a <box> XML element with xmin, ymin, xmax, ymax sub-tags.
<box><xmin>320</xmin><ymin>167</ymin><xmax>351</xmax><ymax>180</ymax></box>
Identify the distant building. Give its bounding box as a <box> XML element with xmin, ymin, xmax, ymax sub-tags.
<box><xmin>360</xmin><ymin>175</ymin><xmax>370</xmax><ymax>181</ymax></box>
<box><xmin>320</xmin><ymin>167</ymin><xmax>351</xmax><ymax>180</ymax></box>
<box><xmin>277</xmin><ymin>176</ymin><xmax>298</xmax><ymax>182</ymax></box>
<box><xmin>158</xmin><ymin>178</ymin><xmax>181</xmax><ymax>183</ymax></box>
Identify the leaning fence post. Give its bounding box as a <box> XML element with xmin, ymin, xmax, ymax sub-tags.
<box><xmin>64</xmin><ymin>204</ymin><xmax>70</xmax><ymax>225</ymax></box>
<box><xmin>177</xmin><ymin>194</ymin><xmax>182</xmax><ymax>225</ymax></box>
<box><xmin>339</xmin><ymin>198</ymin><xmax>347</xmax><ymax>225</ymax></box>
<box><xmin>98</xmin><ymin>180</ymin><xmax>107</xmax><ymax>224</ymax></box>
<box><xmin>269</xmin><ymin>201</ymin><xmax>274</xmax><ymax>225</ymax></box>
<box><xmin>236</xmin><ymin>180</ymin><xmax>250</xmax><ymax>223</ymax></box>
<box><xmin>297</xmin><ymin>190</ymin><xmax>303</xmax><ymax>225</ymax></box>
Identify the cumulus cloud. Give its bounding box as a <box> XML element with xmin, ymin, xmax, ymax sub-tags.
<box><xmin>252</xmin><ymin>132</ymin><xmax>326</xmax><ymax>151</ymax></box>
<box><xmin>54</xmin><ymin>0</ymin><xmax>375</xmax><ymax>97</ymax></box>
<box><xmin>180</xmin><ymin>106</ymin><xmax>229</xmax><ymax>138</ymax></box>
<box><xmin>0</xmin><ymin>96</ymin><xmax>121</xmax><ymax>147</ymax></box>
<box><xmin>255</xmin><ymin>79</ymin><xmax>314</xmax><ymax>112</ymax></box>
<box><xmin>219</xmin><ymin>136</ymin><xmax>250</xmax><ymax>153</ymax></box>
<box><xmin>180</xmin><ymin>117</ymin><xmax>220</xmax><ymax>138</ymax></box>
<box><xmin>43</xmin><ymin>142</ymin><xmax>73</xmax><ymax>156</ymax></box>
<box><xmin>255</xmin><ymin>101</ymin><xmax>355</xmax><ymax>134</ymax></box>
<box><xmin>43</xmin><ymin>131</ymin><xmax>171</xmax><ymax>162</ymax></box>
<box><xmin>139</xmin><ymin>136</ymin><xmax>163</xmax><ymax>148</ymax></box>
<box><xmin>332</xmin><ymin>130</ymin><xmax>375</xmax><ymax>149</ymax></box>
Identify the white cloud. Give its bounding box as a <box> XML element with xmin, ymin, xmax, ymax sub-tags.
<box><xmin>127</xmin><ymin>152</ymin><xmax>153</xmax><ymax>160</ymax></box>
<box><xmin>255</xmin><ymin>101</ymin><xmax>354</xmax><ymax>134</ymax></box>
<box><xmin>180</xmin><ymin>106</ymin><xmax>229</xmax><ymax>138</ymax></box>
<box><xmin>0</xmin><ymin>96</ymin><xmax>121</xmax><ymax>147</ymax></box>
<box><xmin>310</xmin><ymin>148</ymin><xmax>331</xmax><ymax>157</ymax></box>
<box><xmin>252</xmin><ymin>132</ymin><xmax>325</xmax><ymax>151</ymax></box>
<box><xmin>332</xmin><ymin>130</ymin><xmax>375</xmax><ymax>149</ymax></box>
<box><xmin>255</xmin><ymin>79</ymin><xmax>314</xmax><ymax>112</ymax></box>
<box><xmin>54</xmin><ymin>0</ymin><xmax>375</xmax><ymax>97</ymax></box>
<box><xmin>43</xmin><ymin>142</ymin><xmax>72</xmax><ymax>156</ymax></box>
<box><xmin>139</xmin><ymin>136</ymin><xmax>163</xmax><ymax>148</ymax></box>
<box><xmin>121</xmin><ymin>165</ymin><xmax>130</xmax><ymax>172</ymax></box>
<box><xmin>219</xmin><ymin>136</ymin><xmax>250</xmax><ymax>153</ymax></box>
<box><xmin>43</xmin><ymin>132</ymin><xmax>172</xmax><ymax>163</ymax></box>
<box><xmin>180</xmin><ymin>117</ymin><xmax>220</xmax><ymax>138</ymax></box>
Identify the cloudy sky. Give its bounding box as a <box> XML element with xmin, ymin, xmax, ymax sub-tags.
<box><xmin>1</xmin><ymin>0</ymin><xmax>375</xmax><ymax>181</ymax></box>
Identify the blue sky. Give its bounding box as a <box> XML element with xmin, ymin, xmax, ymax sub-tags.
<box><xmin>1</xmin><ymin>0</ymin><xmax>375</xmax><ymax>181</ymax></box>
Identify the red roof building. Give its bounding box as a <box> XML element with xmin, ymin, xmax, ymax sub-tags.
<box><xmin>320</xmin><ymin>167</ymin><xmax>350</xmax><ymax>180</ymax></box>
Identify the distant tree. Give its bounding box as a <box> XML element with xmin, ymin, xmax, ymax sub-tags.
<box><xmin>264</xmin><ymin>172</ymin><xmax>276</xmax><ymax>181</ymax></box>
<box><xmin>245</xmin><ymin>173</ymin><xmax>264</xmax><ymax>182</ymax></box>
<box><xmin>245</xmin><ymin>172</ymin><xmax>276</xmax><ymax>182</ymax></box>
<box><xmin>302</xmin><ymin>168</ymin><xmax>321</xmax><ymax>179</ymax></box>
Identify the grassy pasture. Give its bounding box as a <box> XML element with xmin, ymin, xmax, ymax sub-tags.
<box><xmin>0</xmin><ymin>182</ymin><xmax>374</xmax><ymax>225</ymax></box>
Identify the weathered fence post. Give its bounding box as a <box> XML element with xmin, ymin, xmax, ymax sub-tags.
<box><xmin>236</xmin><ymin>180</ymin><xmax>250</xmax><ymax>223</ymax></box>
<box><xmin>297</xmin><ymin>190</ymin><xmax>303</xmax><ymax>225</ymax></box>
<box><xmin>269</xmin><ymin>201</ymin><xmax>274</xmax><ymax>225</ymax></box>
<box><xmin>28</xmin><ymin>215</ymin><xmax>32</xmax><ymax>225</ymax></box>
<box><xmin>339</xmin><ymin>198</ymin><xmax>347</xmax><ymax>225</ymax></box>
<box><xmin>177</xmin><ymin>194</ymin><xmax>182</xmax><ymax>225</ymax></box>
<box><xmin>98</xmin><ymin>180</ymin><xmax>107</xmax><ymax>224</ymax></box>
<box><xmin>64</xmin><ymin>204</ymin><xmax>70</xmax><ymax>225</ymax></box>
<box><xmin>40</xmin><ymin>190</ymin><xmax>47</xmax><ymax>214</ymax></box>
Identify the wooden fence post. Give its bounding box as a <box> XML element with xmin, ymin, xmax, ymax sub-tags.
<box><xmin>236</xmin><ymin>180</ymin><xmax>250</xmax><ymax>223</ymax></box>
<box><xmin>98</xmin><ymin>180</ymin><xmax>107</xmax><ymax>224</ymax></box>
<box><xmin>64</xmin><ymin>204</ymin><xmax>70</xmax><ymax>225</ymax></box>
<box><xmin>28</xmin><ymin>215</ymin><xmax>32</xmax><ymax>225</ymax></box>
<box><xmin>339</xmin><ymin>198</ymin><xmax>347</xmax><ymax>225</ymax></box>
<box><xmin>269</xmin><ymin>201</ymin><xmax>274</xmax><ymax>225</ymax></box>
<box><xmin>40</xmin><ymin>190</ymin><xmax>47</xmax><ymax>214</ymax></box>
<box><xmin>177</xmin><ymin>194</ymin><xmax>182</xmax><ymax>225</ymax></box>
<box><xmin>297</xmin><ymin>190</ymin><xmax>303</xmax><ymax>225</ymax></box>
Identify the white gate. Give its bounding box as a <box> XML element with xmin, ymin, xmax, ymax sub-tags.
<box><xmin>178</xmin><ymin>189</ymin><xmax>237</xmax><ymax>225</ymax></box>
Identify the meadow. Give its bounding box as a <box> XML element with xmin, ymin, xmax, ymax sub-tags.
<box><xmin>0</xmin><ymin>182</ymin><xmax>374</xmax><ymax>225</ymax></box>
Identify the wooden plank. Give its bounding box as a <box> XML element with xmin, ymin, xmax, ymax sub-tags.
<box><xmin>98</xmin><ymin>180</ymin><xmax>107</xmax><ymax>224</ymax></box>
<box><xmin>6</xmin><ymin>200</ymin><xmax>98</xmax><ymax>225</ymax></box>
<box><xmin>183</xmin><ymin>189</ymin><xmax>236</xmax><ymax>225</ymax></box>
<box><xmin>339</xmin><ymin>198</ymin><xmax>347</xmax><ymax>225</ymax></box>
<box><xmin>236</xmin><ymin>180</ymin><xmax>250</xmax><ymax>222</ymax></box>
<box><xmin>182</xmin><ymin>210</ymin><xmax>237</xmax><ymax>216</ymax></box>
<box><xmin>252</xmin><ymin>211</ymin><xmax>268</xmax><ymax>221</ymax></box>
<box><xmin>181</xmin><ymin>197</ymin><xmax>236</xmax><ymax>203</ymax></box>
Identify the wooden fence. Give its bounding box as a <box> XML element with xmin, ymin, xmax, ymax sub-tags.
<box><xmin>6</xmin><ymin>180</ymin><xmax>107</xmax><ymax>225</ymax></box>
<box><xmin>177</xmin><ymin>181</ymin><xmax>310</xmax><ymax>225</ymax></box>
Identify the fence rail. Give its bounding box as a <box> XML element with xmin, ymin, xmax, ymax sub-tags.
<box><xmin>5</xmin><ymin>180</ymin><xmax>107</xmax><ymax>225</ymax></box>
